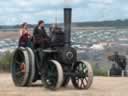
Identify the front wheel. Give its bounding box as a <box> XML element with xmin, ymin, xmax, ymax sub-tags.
<box><xmin>71</xmin><ymin>60</ymin><xmax>93</xmax><ymax>89</ymax></box>
<box><xmin>41</xmin><ymin>60</ymin><xmax>63</xmax><ymax>90</ymax></box>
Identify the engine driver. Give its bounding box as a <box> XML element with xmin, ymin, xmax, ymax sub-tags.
<box><xmin>33</xmin><ymin>20</ymin><xmax>50</xmax><ymax>78</ymax></box>
<box><xmin>33</xmin><ymin>20</ymin><xmax>49</xmax><ymax>49</ymax></box>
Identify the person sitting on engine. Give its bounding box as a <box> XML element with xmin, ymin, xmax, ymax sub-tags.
<box><xmin>50</xmin><ymin>25</ymin><xmax>65</xmax><ymax>47</ymax></box>
<box><xmin>33</xmin><ymin>20</ymin><xmax>49</xmax><ymax>49</ymax></box>
<box><xmin>19</xmin><ymin>22</ymin><xmax>32</xmax><ymax>47</ymax></box>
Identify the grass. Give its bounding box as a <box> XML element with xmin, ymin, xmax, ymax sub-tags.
<box><xmin>93</xmin><ymin>68</ymin><xmax>108</xmax><ymax>76</ymax></box>
<box><xmin>92</xmin><ymin>63</ymin><xmax>108</xmax><ymax>76</ymax></box>
<box><xmin>0</xmin><ymin>51</ymin><xmax>12</xmax><ymax>72</ymax></box>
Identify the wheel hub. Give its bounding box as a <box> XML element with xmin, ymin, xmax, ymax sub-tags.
<box><xmin>20</xmin><ymin>63</ymin><xmax>26</xmax><ymax>73</ymax></box>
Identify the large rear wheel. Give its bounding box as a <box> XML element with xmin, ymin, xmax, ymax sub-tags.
<box><xmin>71</xmin><ymin>60</ymin><xmax>93</xmax><ymax>89</ymax></box>
<box><xmin>25</xmin><ymin>47</ymin><xmax>35</xmax><ymax>84</ymax></box>
<box><xmin>42</xmin><ymin>60</ymin><xmax>63</xmax><ymax>90</ymax></box>
<box><xmin>11</xmin><ymin>47</ymin><xmax>31</xmax><ymax>86</ymax></box>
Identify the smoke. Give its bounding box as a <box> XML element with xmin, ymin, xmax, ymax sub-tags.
<box><xmin>64</xmin><ymin>0</ymin><xmax>72</xmax><ymax>4</ymax></box>
<box><xmin>64</xmin><ymin>0</ymin><xmax>73</xmax><ymax>8</ymax></box>
<box><xmin>64</xmin><ymin>0</ymin><xmax>82</xmax><ymax>7</ymax></box>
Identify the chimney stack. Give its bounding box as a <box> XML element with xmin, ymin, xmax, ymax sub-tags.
<box><xmin>64</xmin><ymin>8</ymin><xmax>72</xmax><ymax>47</ymax></box>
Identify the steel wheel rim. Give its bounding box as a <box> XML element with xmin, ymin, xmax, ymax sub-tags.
<box><xmin>72</xmin><ymin>60</ymin><xmax>93</xmax><ymax>89</ymax></box>
<box><xmin>44</xmin><ymin>61</ymin><xmax>58</xmax><ymax>89</ymax></box>
<box><xmin>42</xmin><ymin>60</ymin><xmax>63</xmax><ymax>90</ymax></box>
<box><xmin>13</xmin><ymin>50</ymin><xmax>26</xmax><ymax>84</ymax></box>
<box><xmin>26</xmin><ymin>47</ymin><xmax>35</xmax><ymax>84</ymax></box>
<box><xmin>11</xmin><ymin>48</ymin><xmax>30</xmax><ymax>86</ymax></box>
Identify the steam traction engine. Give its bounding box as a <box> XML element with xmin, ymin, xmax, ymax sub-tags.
<box><xmin>11</xmin><ymin>8</ymin><xmax>93</xmax><ymax>90</ymax></box>
<box><xmin>108</xmin><ymin>52</ymin><xmax>127</xmax><ymax>76</ymax></box>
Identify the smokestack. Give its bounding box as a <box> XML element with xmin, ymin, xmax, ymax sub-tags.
<box><xmin>64</xmin><ymin>8</ymin><xmax>72</xmax><ymax>47</ymax></box>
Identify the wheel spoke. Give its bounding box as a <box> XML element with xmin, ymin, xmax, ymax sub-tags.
<box><xmin>16</xmin><ymin>72</ymin><xmax>24</xmax><ymax>81</ymax></box>
<box><xmin>18</xmin><ymin>74</ymin><xmax>24</xmax><ymax>82</ymax></box>
<box><xmin>83</xmin><ymin>64</ymin><xmax>87</xmax><ymax>69</ymax></box>
<box><xmin>82</xmin><ymin>79</ymin><xmax>86</xmax><ymax>88</ymax></box>
<box><xmin>80</xmin><ymin>79</ymin><xmax>83</xmax><ymax>88</ymax></box>
<box><xmin>79</xmin><ymin>63</ymin><xmax>82</xmax><ymax>71</ymax></box>
<box><xmin>15</xmin><ymin>60</ymin><xmax>22</xmax><ymax>65</ymax></box>
<box><xmin>80</xmin><ymin>79</ymin><xmax>85</xmax><ymax>88</ymax></box>
<box><xmin>16</xmin><ymin>71</ymin><xmax>23</xmax><ymax>76</ymax></box>
<box><xmin>78</xmin><ymin>79</ymin><xmax>80</xmax><ymax>87</ymax></box>
<box><xmin>75</xmin><ymin>76</ymin><xmax>79</xmax><ymax>80</ymax></box>
<box><xmin>84</xmin><ymin>77</ymin><xmax>88</xmax><ymax>84</ymax></box>
<box><xmin>82</xmin><ymin>63</ymin><xmax>84</xmax><ymax>69</ymax></box>
<box><xmin>84</xmin><ymin>67</ymin><xmax>88</xmax><ymax>74</ymax></box>
<box><xmin>81</xmin><ymin>63</ymin><xmax>87</xmax><ymax>73</ymax></box>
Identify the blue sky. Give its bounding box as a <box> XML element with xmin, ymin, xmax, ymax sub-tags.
<box><xmin>0</xmin><ymin>0</ymin><xmax>128</xmax><ymax>25</ymax></box>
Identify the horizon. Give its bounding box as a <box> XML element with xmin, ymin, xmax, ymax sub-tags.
<box><xmin>0</xmin><ymin>0</ymin><xmax>128</xmax><ymax>25</ymax></box>
<box><xmin>0</xmin><ymin>18</ymin><xmax>128</xmax><ymax>26</ymax></box>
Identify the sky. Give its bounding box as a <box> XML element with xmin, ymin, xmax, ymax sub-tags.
<box><xmin>0</xmin><ymin>0</ymin><xmax>128</xmax><ymax>25</ymax></box>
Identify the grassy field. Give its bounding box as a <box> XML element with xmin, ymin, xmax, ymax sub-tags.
<box><xmin>0</xmin><ymin>51</ymin><xmax>12</xmax><ymax>72</ymax></box>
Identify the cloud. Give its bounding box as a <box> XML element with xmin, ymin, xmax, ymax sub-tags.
<box><xmin>90</xmin><ymin>0</ymin><xmax>114</xmax><ymax>4</ymax></box>
<box><xmin>0</xmin><ymin>0</ymin><xmax>128</xmax><ymax>25</ymax></box>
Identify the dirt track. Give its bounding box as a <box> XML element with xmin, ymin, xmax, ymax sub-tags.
<box><xmin>0</xmin><ymin>73</ymin><xmax>128</xmax><ymax>96</ymax></box>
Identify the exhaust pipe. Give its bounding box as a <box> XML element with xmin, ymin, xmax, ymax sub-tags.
<box><xmin>64</xmin><ymin>8</ymin><xmax>72</xmax><ymax>47</ymax></box>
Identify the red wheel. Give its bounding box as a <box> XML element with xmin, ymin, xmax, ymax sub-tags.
<box><xmin>11</xmin><ymin>47</ymin><xmax>31</xmax><ymax>86</ymax></box>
